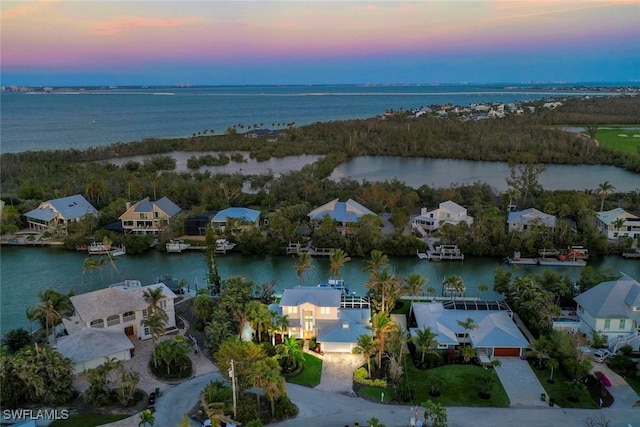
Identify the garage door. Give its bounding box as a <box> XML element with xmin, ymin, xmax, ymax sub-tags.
<box><xmin>320</xmin><ymin>342</ymin><xmax>354</xmax><ymax>353</ymax></box>
<box><xmin>494</xmin><ymin>347</ymin><xmax>520</xmax><ymax>357</ymax></box>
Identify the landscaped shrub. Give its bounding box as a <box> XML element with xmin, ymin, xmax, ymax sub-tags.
<box><xmin>608</xmin><ymin>354</ymin><xmax>637</xmax><ymax>378</ymax></box>
<box><xmin>620</xmin><ymin>345</ymin><xmax>633</xmax><ymax>357</ymax></box>
<box><xmin>353</xmin><ymin>367</ymin><xmax>387</xmax><ymax>388</ymax></box>
<box><xmin>236</xmin><ymin>397</ymin><xmax>259</xmax><ymax>424</ymax></box>
<box><xmin>273</xmin><ymin>395</ymin><xmax>298</xmax><ymax>421</ymax></box>
<box><xmin>309</xmin><ymin>338</ymin><xmax>317</xmax><ymax>351</ymax></box>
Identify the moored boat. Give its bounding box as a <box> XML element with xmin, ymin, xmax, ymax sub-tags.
<box><xmin>166</xmin><ymin>239</ymin><xmax>191</xmax><ymax>253</ymax></box>
<box><xmin>215</xmin><ymin>239</ymin><xmax>236</xmax><ymax>253</ymax></box>
<box><xmin>87</xmin><ymin>242</ymin><xmax>126</xmax><ymax>257</ymax></box>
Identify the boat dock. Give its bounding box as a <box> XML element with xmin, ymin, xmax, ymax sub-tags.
<box><xmin>286</xmin><ymin>242</ymin><xmax>336</xmax><ymax>257</ymax></box>
<box><xmin>622</xmin><ymin>250</ymin><xmax>640</xmax><ymax>259</ymax></box>
<box><xmin>419</xmin><ymin>240</ymin><xmax>464</xmax><ymax>261</ymax></box>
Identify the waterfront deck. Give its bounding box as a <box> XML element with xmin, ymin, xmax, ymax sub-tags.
<box><xmin>418</xmin><ymin>239</ymin><xmax>464</xmax><ymax>261</ymax></box>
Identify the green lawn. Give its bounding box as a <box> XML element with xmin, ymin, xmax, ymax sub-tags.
<box><xmin>592</xmin><ymin>128</ymin><xmax>640</xmax><ymax>156</ymax></box>
<box><xmin>528</xmin><ymin>361</ymin><xmax>597</xmax><ymax>409</ymax></box>
<box><xmin>288</xmin><ymin>353</ymin><xmax>323</xmax><ymax>387</ymax></box>
<box><xmin>359</xmin><ymin>364</ymin><xmax>509</xmax><ymax>407</ymax></box>
<box><xmin>623</xmin><ymin>375</ymin><xmax>640</xmax><ymax>398</ymax></box>
<box><xmin>49</xmin><ymin>414</ymin><xmax>131</xmax><ymax>427</ymax></box>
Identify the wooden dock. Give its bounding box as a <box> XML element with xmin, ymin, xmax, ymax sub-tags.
<box><xmin>622</xmin><ymin>250</ymin><xmax>640</xmax><ymax>259</ymax></box>
<box><xmin>422</xmin><ymin>242</ymin><xmax>464</xmax><ymax>261</ymax></box>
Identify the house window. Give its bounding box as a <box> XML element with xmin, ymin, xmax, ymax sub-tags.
<box><xmin>154</xmin><ymin>211</ymin><xmax>160</xmax><ymax>218</ymax></box>
<box><xmin>620</xmin><ymin>319</ymin><xmax>626</xmax><ymax>330</ymax></box>
<box><xmin>90</xmin><ymin>319</ymin><xmax>104</xmax><ymax>328</ymax></box>
<box><xmin>140</xmin><ymin>213</ymin><xmax>148</xmax><ymax>219</ymax></box>
<box><xmin>142</xmin><ymin>309</ymin><xmax>148</xmax><ymax>319</ymax></box>
<box><xmin>106</xmin><ymin>315</ymin><xmax>120</xmax><ymax>326</ymax></box>
<box><xmin>123</xmin><ymin>311</ymin><xmax>136</xmax><ymax>322</ymax></box>
<box><xmin>604</xmin><ymin>319</ymin><xmax>611</xmax><ymax>330</ymax></box>
<box><xmin>287</xmin><ymin>306</ymin><xmax>298</xmax><ymax>314</ymax></box>
<box><xmin>320</xmin><ymin>307</ymin><xmax>330</xmax><ymax>315</ymax></box>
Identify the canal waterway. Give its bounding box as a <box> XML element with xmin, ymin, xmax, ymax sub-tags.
<box><xmin>1</xmin><ymin>246</ymin><xmax>638</xmax><ymax>335</ymax></box>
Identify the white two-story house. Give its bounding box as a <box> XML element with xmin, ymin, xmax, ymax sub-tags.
<box><xmin>574</xmin><ymin>273</ymin><xmax>640</xmax><ymax>352</ymax></box>
<box><xmin>596</xmin><ymin>208</ymin><xmax>640</xmax><ymax>240</ymax></box>
<box><xmin>279</xmin><ymin>286</ymin><xmax>371</xmax><ymax>353</ymax></box>
<box><xmin>412</xmin><ymin>200</ymin><xmax>473</xmax><ymax>233</ymax></box>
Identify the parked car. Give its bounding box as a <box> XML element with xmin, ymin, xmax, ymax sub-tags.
<box><xmin>593</xmin><ymin>349</ymin><xmax>611</xmax><ymax>363</ymax></box>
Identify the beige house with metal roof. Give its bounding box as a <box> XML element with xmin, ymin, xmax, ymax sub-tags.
<box><xmin>58</xmin><ymin>281</ymin><xmax>177</xmax><ymax>372</ymax></box>
<box><xmin>595</xmin><ymin>208</ymin><xmax>640</xmax><ymax>240</ymax></box>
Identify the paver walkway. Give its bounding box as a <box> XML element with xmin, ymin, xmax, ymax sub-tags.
<box><xmin>494</xmin><ymin>357</ymin><xmax>549</xmax><ymax>407</ymax></box>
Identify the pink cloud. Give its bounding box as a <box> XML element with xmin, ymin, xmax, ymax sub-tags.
<box><xmin>92</xmin><ymin>15</ymin><xmax>201</xmax><ymax>36</ymax></box>
<box><xmin>1</xmin><ymin>0</ymin><xmax>57</xmax><ymax>20</ymax></box>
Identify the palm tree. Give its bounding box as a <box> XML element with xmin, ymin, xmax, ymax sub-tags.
<box><xmin>34</xmin><ymin>289</ymin><xmax>72</xmax><ymax>343</ymax></box>
<box><xmin>414</xmin><ymin>327</ymin><xmax>440</xmax><ymax>364</ymax></box>
<box><xmin>143</xmin><ymin>312</ymin><xmax>166</xmax><ymax>350</ymax></box>
<box><xmin>443</xmin><ymin>274</ymin><xmax>465</xmax><ymax>299</ymax></box>
<box><xmin>456</xmin><ymin>317</ymin><xmax>478</xmax><ymax>347</ymax></box>
<box><xmin>263</xmin><ymin>364</ymin><xmax>287</xmax><ymax>418</ymax></box>
<box><xmin>328</xmin><ymin>248</ymin><xmax>351</xmax><ymax>279</ymax></box>
<box><xmin>273</xmin><ymin>313</ymin><xmax>290</xmax><ymax>344</ymax></box>
<box><xmin>461</xmin><ymin>345</ymin><xmax>476</xmax><ymax>363</ymax></box>
<box><xmin>293</xmin><ymin>252</ymin><xmax>314</xmax><ymax>284</ymax></box>
<box><xmin>276</xmin><ymin>336</ymin><xmax>305</xmax><ymax>372</ymax></box>
<box><xmin>352</xmin><ymin>334</ymin><xmax>376</xmax><ymax>375</ymax></box>
<box><xmin>251</xmin><ymin>357</ymin><xmax>282</xmax><ymax>411</ymax></box>
<box><xmin>363</xmin><ymin>250</ymin><xmax>389</xmax><ymax>274</ymax></box>
<box><xmin>366</xmin><ymin>267</ymin><xmax>401</xmax><ymax>314</ymax></box>
<box><xmin>426</xmin><ymin>286</ymin><xmax>436</xmax><ymax>298</ymax></box>
<box><xmin>548</xmin><ymin>358</ymin><xmax>559</xmax><ymax>383</ymax></box>
<box><xmin>404</xmin><ymin>273</ymin><xmax>428</xmax><ymax>317</ymax></box>
<box><xmin>82</xmin><ymin>257</ymin><xmax>105</xmax><ymax>286</ymax></box>
<box><xmin>531</xmin><ymin>336</ymin><xmax>551</xmax><ymax>368</ymax></box>
<box><xmin>612</xmin><ymin>217</ymin><xmax>626</xmax><ymax>248</ymax></box>
<box><xmin>143</xmin><ymin>286</ymin><xmax>168</xmax><ymax>321</ymax></box>
<box><xmin>478</xmin><ymin>283</ymin><xmax>489</xmax><ymax>299</ymax></box>
<box><xmin>25</xmin><ymin>306</ymin><xmax>38</xmax><ymax>335</ymax></box>
<box><xmin>369</xmin><ymin>312</ymin><xmax>397</xmax><ymax>368</ymax></box>
<box><xmin>596</xmin><ymin>181</ymin><xmax>615</xmax><ymax>212</ymax></box>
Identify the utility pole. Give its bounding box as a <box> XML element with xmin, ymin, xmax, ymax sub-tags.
<box><xmin>229</xmin><ymin>359</ymin><xmax>237</xmax><ymax>419</ymax></box>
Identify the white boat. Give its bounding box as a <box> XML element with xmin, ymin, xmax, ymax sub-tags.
<box><xmin>215</xmin><ymin>239</ymin><xmax>236</xmax><ymax>253</ymax></box>
<box><xmin>88</xmin><ymin>242</ymin><xmax>126</xmax><ymax>257</ymax></box>
<box><xmin>166</xmin><ymin>240</ymin><xmax>191</xmax><ymax>253</ymax></box>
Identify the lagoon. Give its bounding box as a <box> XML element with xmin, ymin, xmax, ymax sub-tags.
<box><xmin>330</xmin><ymin>156</ymin><xmax>640</xmax><ymax>192</ymax></box>
<box><xmin>1</xmin><ymin>246</ymin><xmax>638</xmax><ymax>335</ymax></box>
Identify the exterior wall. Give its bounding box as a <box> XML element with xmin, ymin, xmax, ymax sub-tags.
<box><xmin>321</xmin><ymin>341</ymin><xmax>356</xmax><ymax>353</ymax></box>
<box><xmin>73</xmin><ymin>349</ymin><xmax>131</xmax><ymax>374</ymax></box>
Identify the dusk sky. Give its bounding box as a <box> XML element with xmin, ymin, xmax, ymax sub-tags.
<box><xmin>2</xmin><ymin>1</ymin><xmax>639</xmax><ymax>86</ymax></box>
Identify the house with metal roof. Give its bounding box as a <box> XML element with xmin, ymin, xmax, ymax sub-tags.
<box><xmin>574</xmin><ymin>273</ymin><xmax>640</xmax><ymax>352</ymax></box>
<box><xmin>279</xmin><ymin>286</ymin><xmax>371</xmax><ymax>353</ymax></box>
<box><xmin>507</xmin><ymin>208</ymin><xmax>556</xmax><ymax>233</ymax></box>
<box><xmin>24</xmin><ymin>194</ymin><xmax>97</xmax><ymax>234</ymax></box>
<box><xmin>412</xmin><ymin>200</ymin><xmax>474</xmax><ymax>233</ymax></box>
<box><xmin>119</xmin><ymin>196</ymin><xmax>181</xmax><ymax>235</ymax></box>
<box><xmin>56</xmin><ymin>327</ymin><xmax>135</xmax><ymax>373</ymax></box>
<box><xmin>308</xmin><ymin>198</ymin><xmax>375</xmax><ymax>235</ymax></box>
<box><xmin>212</xmin><ymin>207</ymin><xmax>261</xmax><ymax>228</ymax></box>
<box><xmin>410</xmin><ymin>302</ymin><xmax>529</xmax><ymax>358</ymax></box>
<box><xmin>595</xmin><ymin>207</ymin><xmax>640</xmax><ymax>240</ymax></box>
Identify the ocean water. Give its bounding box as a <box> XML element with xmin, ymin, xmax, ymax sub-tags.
<box><xmin>0</xmin><ymin>84</ymin><xmax>618</xmax><ymax>153</ymax></box>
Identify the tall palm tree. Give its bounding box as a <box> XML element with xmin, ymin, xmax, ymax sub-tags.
<box><xmin>263</xmin><ymin>364</ymin><xmax>287</xmax><ymax>418</ymax></box>
<box><xmin>366</xmin><ymin>267</ymin><xmax>401</xmax><ymax>314</ymax></box>
<box><xmin>82</xmin><ymin>257</ymin><xmax>105</xmax><ymax>286</ymax></box>
<box><xmin>596</xmin><ymin>181</ymin><xmax>615</xmax><ymax>212</ymax></box>
<box><xmin>293</xmin><ymin>252</ymin><xmax>314</xmax><ymax>284</ymax></box>
<box><xmin>143</xmin><ymin>312</ymin><xmax>166</xmax><ymax>349</ymax></box>
<box><xmin>415</xmin><ymin>326</ymin><xmax>440</xmax><ymax>364</ymax></box>
<box><xmin>34</xmin><ymin>289</ymin><xmax>72</xmax><ymax>343</ymax></box>
<box><xmin>443</xmin><ymin>274</ymin><xmax>465</xmax><ymax>299</ymax></box>
<box><xmin>478</xmin><ymin>283</ymin><xmax>489</xmax><ymax>299</ymax></box>
<box><xmin>274</xmin><ymin>313</ymin><xmax>290</xmax><ymax>344</ymax></box>
<box><xmin>404</xmin><ymin>273</ymin><xmax>428</xmax><ymax>317</ymax></box>
<box><xmin>363</xmin><ymin>250</ymin><xmax>389</xmax><ymax>274</ymax></box>
<box><xmin>369</xmin><ymin>312</ymin><xmax>397</xmax><ymax>368</ymax></box>
<box><xmin>352</xmin><ymin>334</ymin><xmax>376</xmax><ymax>375</ymax></box>
<box><xmin>612</xmin><ymin>217</ymin><xmax>626</xmax><ymax>248</ymax></box>
<box><xmin>456</xmin><ymin>317</ymin><xmax>478</xmax><ymax>347</ymax></box>
<box><xmin>328</xmin><ymin>248</ymin><xmax>351</xmax><ymax>279</ymax></box>
<box><xmin>276</xmin><ymin>336</ymin><xmax>305</xmax><ymax>372</ymax></box>
<box><xmin>143</xmin><ymin>286</ymin><xmax>168</xmax><ymax>321</ymax></box>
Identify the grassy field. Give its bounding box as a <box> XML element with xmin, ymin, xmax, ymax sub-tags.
<box><xmin>359</xmin><ymin>363</ymin><xmax>510</xmax><ymax>407</ymax></box>
<box><xmin>528</xmin><ymin>361</ymin><xmax>598</xmax><ymax>409</ymax></box>
<box><xmin>49</xmin><ymin>414</ymin><xmax>131</xmax><ymax>427</ymax></box>
<box><xmin>594</xmin><ymin>128</ymin><xmax>640</xmax><ymax>156</ymax></box>
<box><xmin>288</xmin><ymin>353</ymin><xmax>323</xmax><ymax>387</ymax></box>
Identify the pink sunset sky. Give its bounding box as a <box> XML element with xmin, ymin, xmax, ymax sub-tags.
<box><xmin>2</xmin><ymin>0</ymin><xmax>639</xmax><ymax>85</ymax></box>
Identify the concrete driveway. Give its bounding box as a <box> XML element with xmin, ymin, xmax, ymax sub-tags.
<box><xmin>313</xmin><ymin>352</ymin><xmax>363</xmax><ymax>394</ymax></box>
<box><xmin>494</xmin><ymin>357</ymin><xmax>549</xmax><ymax>407</ymax></box>
<box><xmin>592</xmin><ymin>362</ymin><xmax>640</xmax><ymax>408</ymax></box>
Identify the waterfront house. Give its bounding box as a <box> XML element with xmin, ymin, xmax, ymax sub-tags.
<box><xmin>308</xmin><ymin>198</ymin><xmax>375</xmax><ymax>235</ymax></box>
<box><xmin>211</xmin><ymin>207</ymin><xmax>261</xmax><ymax>228</ymax></box>
<box><xmin>119</xmin><ymin>196</ymin><xmax>181</xmax><ymax>235</ymax></box>
<box><xmin>58</xmin><ymin>280</ymin><xmax>177</xmax><ymax>372</ymax></box>
<box><xmin>507</xmin><ymin>208</ymin><xmax>556</xmax><ymax>233</ymax></box>
<box><xmin>24</xmin><ymin>194</ymin><xmax>97</xmax><ymax>234</ymax></box>
<box><xmin>596</xmin><ymin>207</ymin><xmax>640</xmax><ymax>240</ymax></box>
<box><xmin>574</xmin><ymin>273</ymin><xmax>640</xmax><ymax>352</ymax></box>
<box><xmin>409</xmin><ymin>301</ymin><xmax>529</xmax><ymax>358</ymax></box>
<box><xmin>412</xmin><ymin>200</ymin><xmax>474</xmax><ymax>233</ymax></box>
<box><xmin>185</xmin><ymin>211</ymin><xmax>216</xmax><ymax>236</ymax></box>
<box><xmin>279</xmin><ymin>286</ymin><xmax>371</xmax><ymax>353</ymax></box>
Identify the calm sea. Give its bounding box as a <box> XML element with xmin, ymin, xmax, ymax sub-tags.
<box><xmin>0</xmin><ymin>84</ymin><xmax>619</xmax><ymax>153</ymax></box>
